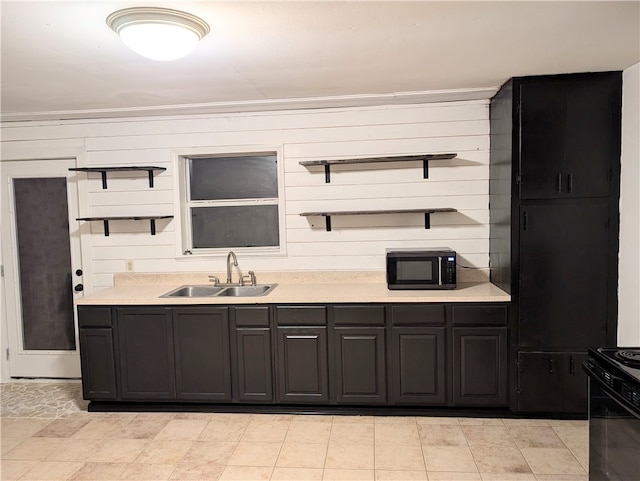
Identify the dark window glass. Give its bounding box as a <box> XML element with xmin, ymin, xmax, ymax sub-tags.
<box><xmin>189</xmin><ymin>155</ymin><xmax>278</xmax><ymax>200</ymax></box>
<box><xmin>191</xmin><ymin>205</ymin><xmax>280</xmax><ymax>248</ymax></box>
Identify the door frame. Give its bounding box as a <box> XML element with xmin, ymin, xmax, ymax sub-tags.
<box><xmin>0</xmin><ymin>150</ymin><xmax>93</xmax><ymax>379</ymax></box>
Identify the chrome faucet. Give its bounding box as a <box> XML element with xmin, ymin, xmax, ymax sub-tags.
<box><xmin>226</xmin><ymin>251</ymin><xmax>238</xmax><ymax>284</ymax></box>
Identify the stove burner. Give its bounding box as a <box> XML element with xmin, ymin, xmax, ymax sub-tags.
<box><xmin>615</xmin><ymin>349</ymin><xmax>640</xmax><ymax>368</ymax></box>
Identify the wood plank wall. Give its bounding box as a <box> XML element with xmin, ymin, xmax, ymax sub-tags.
<box><xmin>1</xmin><ymin>101</ymin><xmax>490</xmax><ymax>289</ymax></box>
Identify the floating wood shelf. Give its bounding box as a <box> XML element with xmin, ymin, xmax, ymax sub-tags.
<box><xmin>299</xmin><ymin>154</ymin><xmax>457</xmax><ymax>183</ymax></box>
<box><xmin>299</xmin><ymin>208</ymin><xmax>457</xmax><ymax>231</ymax></box>
<box><xmin>69</xmin><ymin>166</ymin><xmax>167</xmax><ymax>189</ymax></box>
<box><xmin>76</xmin><ymin>216</ymin><xmax>173</xmax><ymax>236</ymax></box>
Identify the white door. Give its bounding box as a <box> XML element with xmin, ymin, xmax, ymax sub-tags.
<box><xmin>1</xmin><ymin>159</ymin><xmax>83</xmax><ymax>378</ymax></box>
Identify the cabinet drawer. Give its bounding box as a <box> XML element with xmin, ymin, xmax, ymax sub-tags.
<box><xmin>276</xmin><ymin>306</ymin><xmax>327</xmax><ymax>326</ymax></box>
<box><xmin>452</xmin><ymin>304</ymin><xmax>508</xmax><ymax>326</ymax></box>
<box><xmin>390</xmin><ymin>305</ymin><xmax>445</xmax><ymax>325</ymax></box>
<box><xmin>333</xmin><ymin>305</ymin><xmax>385</xmax><ymax>326</ymax></box>
<box><xmin>234</xmin><ymin>306</ymin><xmax>270</xmax><ymax>327</ymax></box>
<box><xmin>78</xmin><ymin>307</ymin><xmax>112</xmax><ymax>328</ymax></box>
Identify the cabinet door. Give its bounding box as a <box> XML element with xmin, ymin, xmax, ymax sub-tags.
<box><xmin>453</xmin><ymin>327</ymin><xmax>507</xmax><ymax>406</ymax></box>
<box><xmin>334</xmin><ymin>327</ymin><xmax>386</xmax><ymax>404</ymax></box>
<box><xmin>517</xmin><ymin>352</ymin><xmax>564</xmax><ymax>412</ymax></box>
<box><xmin>519</xmin><ymin>73</ymin><xmax>620</xmax><ymax>200</ymax></box>
<box><xmin>79</xmin><ymin>328</ymin><xmax>117</xmax><ymax>400</ymax></box>
<box><xmin>390</xmin><ymin>327</ymin><xmax>446</xmax><ymax>404</ymax></box>
<box><xmin>562</xmin><ymin>352</ymin><xmax>589</xmax><ymax>414</ymax></box>
<box><xmin>235</xmin><ymin>328</ymin><xmax>273</xmax><ymax>402</ymax></box>
<box><xmin>117</xmin><ymin>308</ymin><xmax>176</xmax><ymax>400</ymax></box>
<box><xmin>519</xmin><ymin>200</ymin><xmax>610</xmax><ymax>348</ymax></box>
<box><xmin>276</xmin><ymin>327</ymin><xmax>328</xmax><ymax>403</ymax></box>
<box><xmin>173</xmin><ymin>308</ymin><xmax>231</xmax><ymax>402</ymax></box>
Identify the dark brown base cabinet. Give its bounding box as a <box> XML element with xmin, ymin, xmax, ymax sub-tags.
<box><xmin>78</xmin><ymin>302</ymin><xmax>509</xmax><ymax>411</ymax></box>
<box><xmin>517</xmin><ymin>351</ymin><xmax>588</xmax><ymax>413</ymax></box>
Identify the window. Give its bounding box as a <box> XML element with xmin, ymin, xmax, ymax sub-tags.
<box><xmin>180</xmin><ymin>152</ymin><xmax>281</xmax><ymax>253</ymax></box>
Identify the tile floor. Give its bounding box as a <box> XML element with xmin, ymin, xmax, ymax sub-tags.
<box><xmin>0</xmin><ymin>382</ymin><xmax>589</xmax><ymax>481</ymax></box>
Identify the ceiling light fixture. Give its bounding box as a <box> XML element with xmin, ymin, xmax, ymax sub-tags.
<box><xmin>107</xmin><ymin>7</ymin><xmax>210</xmax><ymax>61</ymax></box>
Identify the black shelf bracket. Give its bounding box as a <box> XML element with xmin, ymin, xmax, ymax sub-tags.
<box><xmin>69</xmin><ymin>166</ymin><xmax>166</xmax><ymax>189</ymax></box>
<box><xmin>324</xmin><ymin>164</ymin><xmax>331</xmax><ymax>183</ymax></box>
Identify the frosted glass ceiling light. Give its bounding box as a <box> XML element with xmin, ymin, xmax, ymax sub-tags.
<box><xmin>107</xmin><ymin>7</ymin><xmax>210</xmax><ymax>61</ymax></box>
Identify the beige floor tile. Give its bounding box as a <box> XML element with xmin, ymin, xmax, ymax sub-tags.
<box><xmin>480</xmin><ymin>474</ymin><xmax>536</xmax><ymax>480</ymax></box>
<box><xmin>534</xmin><ymin>475</ymin><xmax>587</xmax><ymax>481</ymax></box>
<box><xmin>463</xmin><ymin>426</ymin><xmax>517</xmax><ymax>449</ymax></box>
<box><xmin>276</xmin><ymin>442</ymin><xmax>327</xmax><ymax>469</ymax></box>
<box><xmin>551</xmin><ymin>426</ymin><xmax>588</xmax><ymax>468</ymax></box>
<box><xmin>241</xmin><ymin>420</ymin><xmax>290</xmax><ymax>443</ymax></box>
<box><xmin>0</xmin><ymin>437</ymin><xmax>24</xmax><ymax>456</ymax></box>
<box><xmin>501</xmin><ymin>419</ymin><xmax>551</xmax><ymax>428</ymax></box>
<box><xmin>88</xmin><ymin>438</ymin><xmax>149</xmax><ymax>463</ymax></box>
<box><xmin>198</xmin><ymin>420</ymin><xmax>248</xmax><ymax>442</ymax></box>
<box><xmin>0</xmin><ymin>460</ymin><xmax>38</xmax><ymax>481</ymax></box>
<box><xmin>249</xmin><ymin>414</ymin><xmax>293</xmax><ymax>422</ymax></box>
<box><xmin>375</xmin><ymin>469</ymin><xmax>428</xmax><ymax>480</ymax></box>
<box><xmin>155</xmin><ymin>419</ymin><xmax>208</xmax><ymax>441</ymax></box>
<box><xmin>135</xmin><ymin>440</ymin><xmax>193</xmax><ymax>464</ymax></box>
<box><xmin>291</xmin><ymin>414</ymin><xmax>333</xmax><ymax>423</ymax></box>
<box><xmin>68</xmin><ymin>462</ymin><xmax>128</xmax><ymax>480</ymax></box>
<box><xmin>19</xmin><ymin>460</ymin><xmax>85</xmax><ymax>480</ymax></box>
<box><xmin>427</xmin><ymin>473</ymin><xmax>482</xmax><ymax>481</ymax></box>
<box><xmin>329</xmin><ymin>423</ymin><xmax>374</xmax><ymax>445</ymax></box>
<box><xmin>422</xmin><ymin>446</ymin><xmax>478</xmax><ymax>472</ymax></box>
<box><xmin>507</xmin><ymin>426</ymin><xmax>564</xmax><ymax>449</ymax></box>
<box><xmin>208</xmin><ymin>413</ymin><xmax>253</xmax><ymax>423</ymax></box>
<box><xmin>118</xmin><ymin>418</ymin><xmax>171</xmax><ymax>439</ymax></box>
<box><xmin>546</xmin><ymin>420</ymin><xmax>587</xmax><ymax>429</ymax></box>
<box><xmin>171</xmin><ymin>412</ymin><xmax>214</xmax><ymax>421</ymax></box>
<box><xmin>416</xmin><ymin>417</ymin><xmax>460</xmax><ymax>425</ymax></box>
<box><xmin>418</xmin><ymin>424</ymin><xmax>467</xmax><ymax>446</ymax></box>
<box><xmin>2</xmin><ymin>437</ymin><xmax>67</xmax><ymax>461</ymax></box>
<box><xmin>322</xmin><ymin>468</ymin><xmax>374</xmax><ymax>480</ymax></box>
<box><xmin>180</xmin><ymin>441</ymin><xmax>237</xmax><ymax>465</ymax></box>
<box><xmin>272</xmin><ymin>467</ymin><xmax>324</xmax><ymax>480</ymax></box>
<box><xmin>0</xmin><ymin>419</ymin><xmax>52</xmax><ymax>438</ymax></box>
<box><xmin>168</xmin><ymin>464</ymin><xmax>225</xmax><ymax>480</ymax></box>
<box><xmin>219</xmin><ymin>465</ymin><xmax>272</xmax><ymax>480</ymax></box>
<box><xmin>471</xmin><ymin>446</ymin><xmax>531</xmax><ymax>474</ymax></box>
<box><xmin>458</xmin><ymin>419</ymin><xmax>505</xmax><ymax>426</ymax></box>
<box><xmin>120</xmin><ymin>462</ymin><xmax>176</xmax><ymax>480</ymax></box>
<box><xmin>46</xmin><ymin>438</ymin><xmax>104</xmax><ymax>462</ymax></box>
<box><xmin>227</xmin><ymin>441</ymin><xmax>282</xmax><ymax>467</ymax></box>
<box><xmin>325</xmin><ymin>443</ymin><xmax>374</xmax><ymax>470</ymax></box>
<box><xmin>332</xmin><ymin>415</ymin><xmax>374</xmax><ymax>424</ymax></box>
<box><xmin>519</xmin><ymin>447</ymin><xmax>586</xmax><ymax>475</ymax></box>
<box><xmin>33</xmin><ymin>419</ymin><xmax>91</xmax><ymax>438</ymax></box>
<box><xmin>285</xmin><ymin>421</ymin><xmax>331</xmax><ymax>443</ymax></box>
<box><xmin>375</xmin><ymin>444</ymin><xmax>426</xmax><ymax>471</ymax></box>
<box><xmin>374</xmin><ymin>416</ymin><xmax>417</xmax><ymax>424</ymax></box>
<box><xmin>374</xmin><ymin>423</ymin><xmax>420</xmax><ymax>445</ymax></box>
<box><xmin>71</xmin><ymin>419</ymin><xmax>133</xmax><ymax>439</ymax></box>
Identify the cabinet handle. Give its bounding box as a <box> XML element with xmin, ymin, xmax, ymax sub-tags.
<box><xmin>570</xmin><ymin>356</ymin><xmax>575</xmax><ymax>375</ymax></box>
<box><xmin>549</xmin><ymin>359</ymin><xmax>555</xmax><ymax>373</ymax></box>
<box><xmin>556</xmin><ymin>173</ymin><xmax>563</xmax><ymax>193</ymax></box>
<box><xmin>567</xmin><ymin>173</ymin><xmax>573</xmax><ymax>193</ymax></box>
<box><xmin>523</xmin><ymin>212</ymin><xmax>528</xmax><ymax>231</ymax></box>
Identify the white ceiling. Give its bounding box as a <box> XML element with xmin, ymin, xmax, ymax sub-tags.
<box><xmin>1</xmin><ymin>1</ymin><xmax>639</xmax><ymax>122</ymax></box>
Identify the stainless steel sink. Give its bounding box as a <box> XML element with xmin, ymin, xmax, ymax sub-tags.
<box><xmin>160</xmin><ymin>284</ymin><xmax>277</xmax><ymax>298</ymax></box>
<box><xmin>215</xmin><ymin>285</ymin><xmax>277</xmax><ymax>297</ymax></box>
<box><xmin>160</xmin><ymin>285</ymin><xmax>225</xmax><ymax>298</ymax></box>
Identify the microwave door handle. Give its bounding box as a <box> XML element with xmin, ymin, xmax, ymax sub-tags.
<box><xmin>438</xmin><ymin>257</ymin><xmax>442</xmax><ymax>285</ymax></box>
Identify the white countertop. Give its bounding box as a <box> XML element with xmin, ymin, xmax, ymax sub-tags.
<box><xmin>76</xmin><ymin>271</ymin><xmax>510</xmax><ymax>305</ymax></box>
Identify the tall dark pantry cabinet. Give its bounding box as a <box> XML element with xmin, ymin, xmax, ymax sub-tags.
<box><xmin>489</xmin><ymin>72</ymin><xmax>621</xmax><ymax>415</ymax></box>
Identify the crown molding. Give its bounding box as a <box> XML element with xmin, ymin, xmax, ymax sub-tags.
<box><xmin>0</xmin><ymin>87</ymin><xmax>498</xmax><ymax>123</ymax></box>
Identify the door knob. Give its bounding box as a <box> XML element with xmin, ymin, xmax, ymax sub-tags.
<box><xmin>74</xmin><ymin>284</ymin><xmax>84</xmax><ymax>292</ymax></box>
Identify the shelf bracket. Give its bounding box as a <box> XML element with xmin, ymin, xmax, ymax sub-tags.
<box><xmin>103</xmin><ymin>219</ymin><xmax>110</xmax><ymax>236</ymax></box>
<box><xmin>423</xmin><ymin>159</ymin><xmax>430</xmax><ymax>179</ymax></box>
<box><xmin>150</xmin><ymin>219</ymin><xmax>157</xmax><ymax>235</ymax></box>
<box><xmin>324</xmin><ymin>164</ymin><xmax>331</xmax><ymax>183</ymax></box>
<box><xmin>148</xmin><ymin>170</ymin><xmax>155</xmax><ymax>188</ymax></box>
<box><xmin>324</xmin><ymin>215</ymin><xmax>332</xmax><ymax>231</ymax></box>
<box><xmin>424</xmin><ymin>213</ymin><xmax>431</xmax><ymax>229</ymax></box>
<box><xmin>100</xmin><ymin>172</ymin><xmax>108</xmax><ymax>189</ymax></box>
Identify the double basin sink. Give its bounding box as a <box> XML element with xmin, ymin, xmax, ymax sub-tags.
<box><xmin>160</xmin><ymin>284</ymin><xmax>277</xmax><ymax>298</ymax></box>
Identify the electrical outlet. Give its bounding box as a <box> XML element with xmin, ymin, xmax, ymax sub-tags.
<box><xmin>126</xmin><ymin>260</ymin><xmax>134</xmax><ymax>272</ymax></box>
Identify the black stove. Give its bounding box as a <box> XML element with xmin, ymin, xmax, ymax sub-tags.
<box><xmin>584</xmin><ymin>347</ymin><xmax>640</xmax><ymax>481</ymax></box>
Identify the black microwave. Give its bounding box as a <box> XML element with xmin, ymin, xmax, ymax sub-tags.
<box><xmin>386</xmin><ymin>248</ymin><xmax>457</xmax><ymax>290</ymax></box>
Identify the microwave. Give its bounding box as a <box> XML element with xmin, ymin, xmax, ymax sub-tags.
<box><xmin>386</xmin><ymin>248</ymin><xmax>457</xmax><ymax>290</ymax></box>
